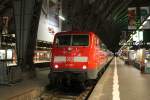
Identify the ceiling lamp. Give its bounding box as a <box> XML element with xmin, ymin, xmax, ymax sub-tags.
<box><xmin>147</xmin><ymin>16</ymin><xmax>150</xmax><ymax>20</ymax></box>
<box><xmin>59</xmin><ymin>15</ymin><xmax>65</xmax><ymax>21</ymax></box>
<box><xmin>142</xmin><ymin>21</ymin><xmax>147</xmax><ymax>26</ymax></box>
<box><xmin>139</xmin><ymin>26</ymin><xmax>143</xmax><ymax>29</ymax></box>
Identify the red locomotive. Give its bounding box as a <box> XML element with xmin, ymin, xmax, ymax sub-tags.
<box><xmin>49</xmin><ymin>31</ymin><xmax>108</xmax><ymax>85</ymax></box>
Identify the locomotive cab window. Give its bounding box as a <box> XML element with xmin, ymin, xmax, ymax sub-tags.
<box><xmin>55</xmin><ymin>34</ymin><xmax>89</xmax><ymax>46</ymax></box>
<box><xmin>55</xmin><ymin>35</ymin><xmax>71</xmax><ymax>46</ymax></box>
<box><xmin>72</xmin><ymin>35</ymin><xmax>89</xmax><ymax>46</ymax></box>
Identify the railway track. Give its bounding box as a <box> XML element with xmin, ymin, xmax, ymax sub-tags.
<box><xmin>39</xmin><ymin>85</ymin><xmax>93</xmax><ymax>100</ymax></box>
<box><xmin>39</xmin><ymin>58</ymin><xmax>113</xmax><ymax>100</ymax></box>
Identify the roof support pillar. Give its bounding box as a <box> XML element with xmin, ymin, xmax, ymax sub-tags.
<box><xmin>13</xmin><ymin>0</ymin><xmax>42</xmax><ymax>77</ymax></box>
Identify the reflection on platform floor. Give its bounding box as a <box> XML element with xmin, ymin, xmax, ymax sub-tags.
<box><xmin>89</xmin><ymin>57</ymin><xmax>150</xmax><ymax>100</ymax></box>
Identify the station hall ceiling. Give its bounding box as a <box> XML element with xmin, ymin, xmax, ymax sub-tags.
<box><xmin>0</xmin><ymin>0</ymin><xmax>12</xmax><ymax>14</ymax></box>
<box><xmin>62</xmin><ymin>0</ymin><xmax>150</xmax><ymax>52</ymax></box>
<box><xmin>0</xmin><ymin>0</ymin><xmax>150</xmax><ymax>52</ymax></box>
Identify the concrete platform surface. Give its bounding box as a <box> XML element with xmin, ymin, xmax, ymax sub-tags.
<box><xmin>0</xmin><ymin>68</ymin><xmax>50</xmax><ymax>100</ymax></box>
<box><xmin>89</xmin><ymin>57</ymin><xmax>150</xmax><ymax>100</ymax></box>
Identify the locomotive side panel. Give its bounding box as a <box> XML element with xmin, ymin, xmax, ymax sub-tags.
<box><xmin>87</xmin><ymin>34</ymin><xmax>104</xmax><ymax>79</ymax></box>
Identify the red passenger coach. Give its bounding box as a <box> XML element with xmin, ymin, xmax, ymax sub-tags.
<box><xmin>49</xmin><ymin>31</ymin><xmax>108</xmax><ymax>84</ymax></box>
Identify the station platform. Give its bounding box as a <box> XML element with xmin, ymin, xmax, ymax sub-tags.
<box><xmin>0</xmin><ymin>67</ymin><xmax>50</xmax><ymax>100</ymax></box>
<box><xmin>89</xmin><ymin>57</ymin><xmax>150</xmax><ymax>100</ymax></box>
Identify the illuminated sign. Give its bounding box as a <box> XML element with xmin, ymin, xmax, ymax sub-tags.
<box><xmin>128</xmin><ymin>7</ymin><xmax>136</xmax><ymax>29</ymax></box>
<box><xmin>133</xmin><ymin>31</ymin><xmax>143</xmax><ymax>42</ymax></box>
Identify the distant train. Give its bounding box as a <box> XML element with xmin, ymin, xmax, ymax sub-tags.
<box><xmin>49</xmin><ymin>31</ymin><xmax>108</xmax><ymax>85</ymax></box>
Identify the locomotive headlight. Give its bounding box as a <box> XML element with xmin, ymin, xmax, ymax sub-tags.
<box><xmin>54</xmin><ymin>64</ymin><xmax>59</xmax><ymax>69</ymax></box>
<box><xmin>82</xmin><ymin>65</ymin><xmax>87</xmax><ymax>70</ymax></box>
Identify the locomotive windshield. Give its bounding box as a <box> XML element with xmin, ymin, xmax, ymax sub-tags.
<box><xmin>55</xmin><ymin>34</ymin><xmax>89</xmax><ymax>46</ymax></box>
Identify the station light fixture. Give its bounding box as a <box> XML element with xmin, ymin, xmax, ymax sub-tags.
<box><xmin>147</xmin><ymin>16</ymin><xmax>150</xmax><ymax>20</ymax></box>
<box><xmin>59</xmin><ymin>15</ymin><xmax>65</xmax><ymax>21</ymax></box>
<box><xmin>142</xmin><ymin>21</ymin><xmax>148</xmax><ymax>26</ymax></box>
<box><xmin>139</xmin><ymin>26</ymin><xmax>143</xmax><ymax>29</ymax></box>
<box><xmin>138</xmin><ymin>16</ymin><xmax>150</xmax><ymax>30</ymax></box>
<box><xmin>132</xmin><ymin>31</ymin><xmax>135</xmax><ymax>34</ymax></box>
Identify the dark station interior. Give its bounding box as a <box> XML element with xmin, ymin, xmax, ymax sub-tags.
<box><xmin>0</xmin><ymin>0</ymin><xmax>150</xmax><ymax>100</ymax></box>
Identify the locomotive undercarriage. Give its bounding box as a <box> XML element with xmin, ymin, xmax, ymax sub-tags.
<box><xmin>48</xmin><ymin>70</ymin><xmax>87</xmax><ymax>87</ymax></box>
